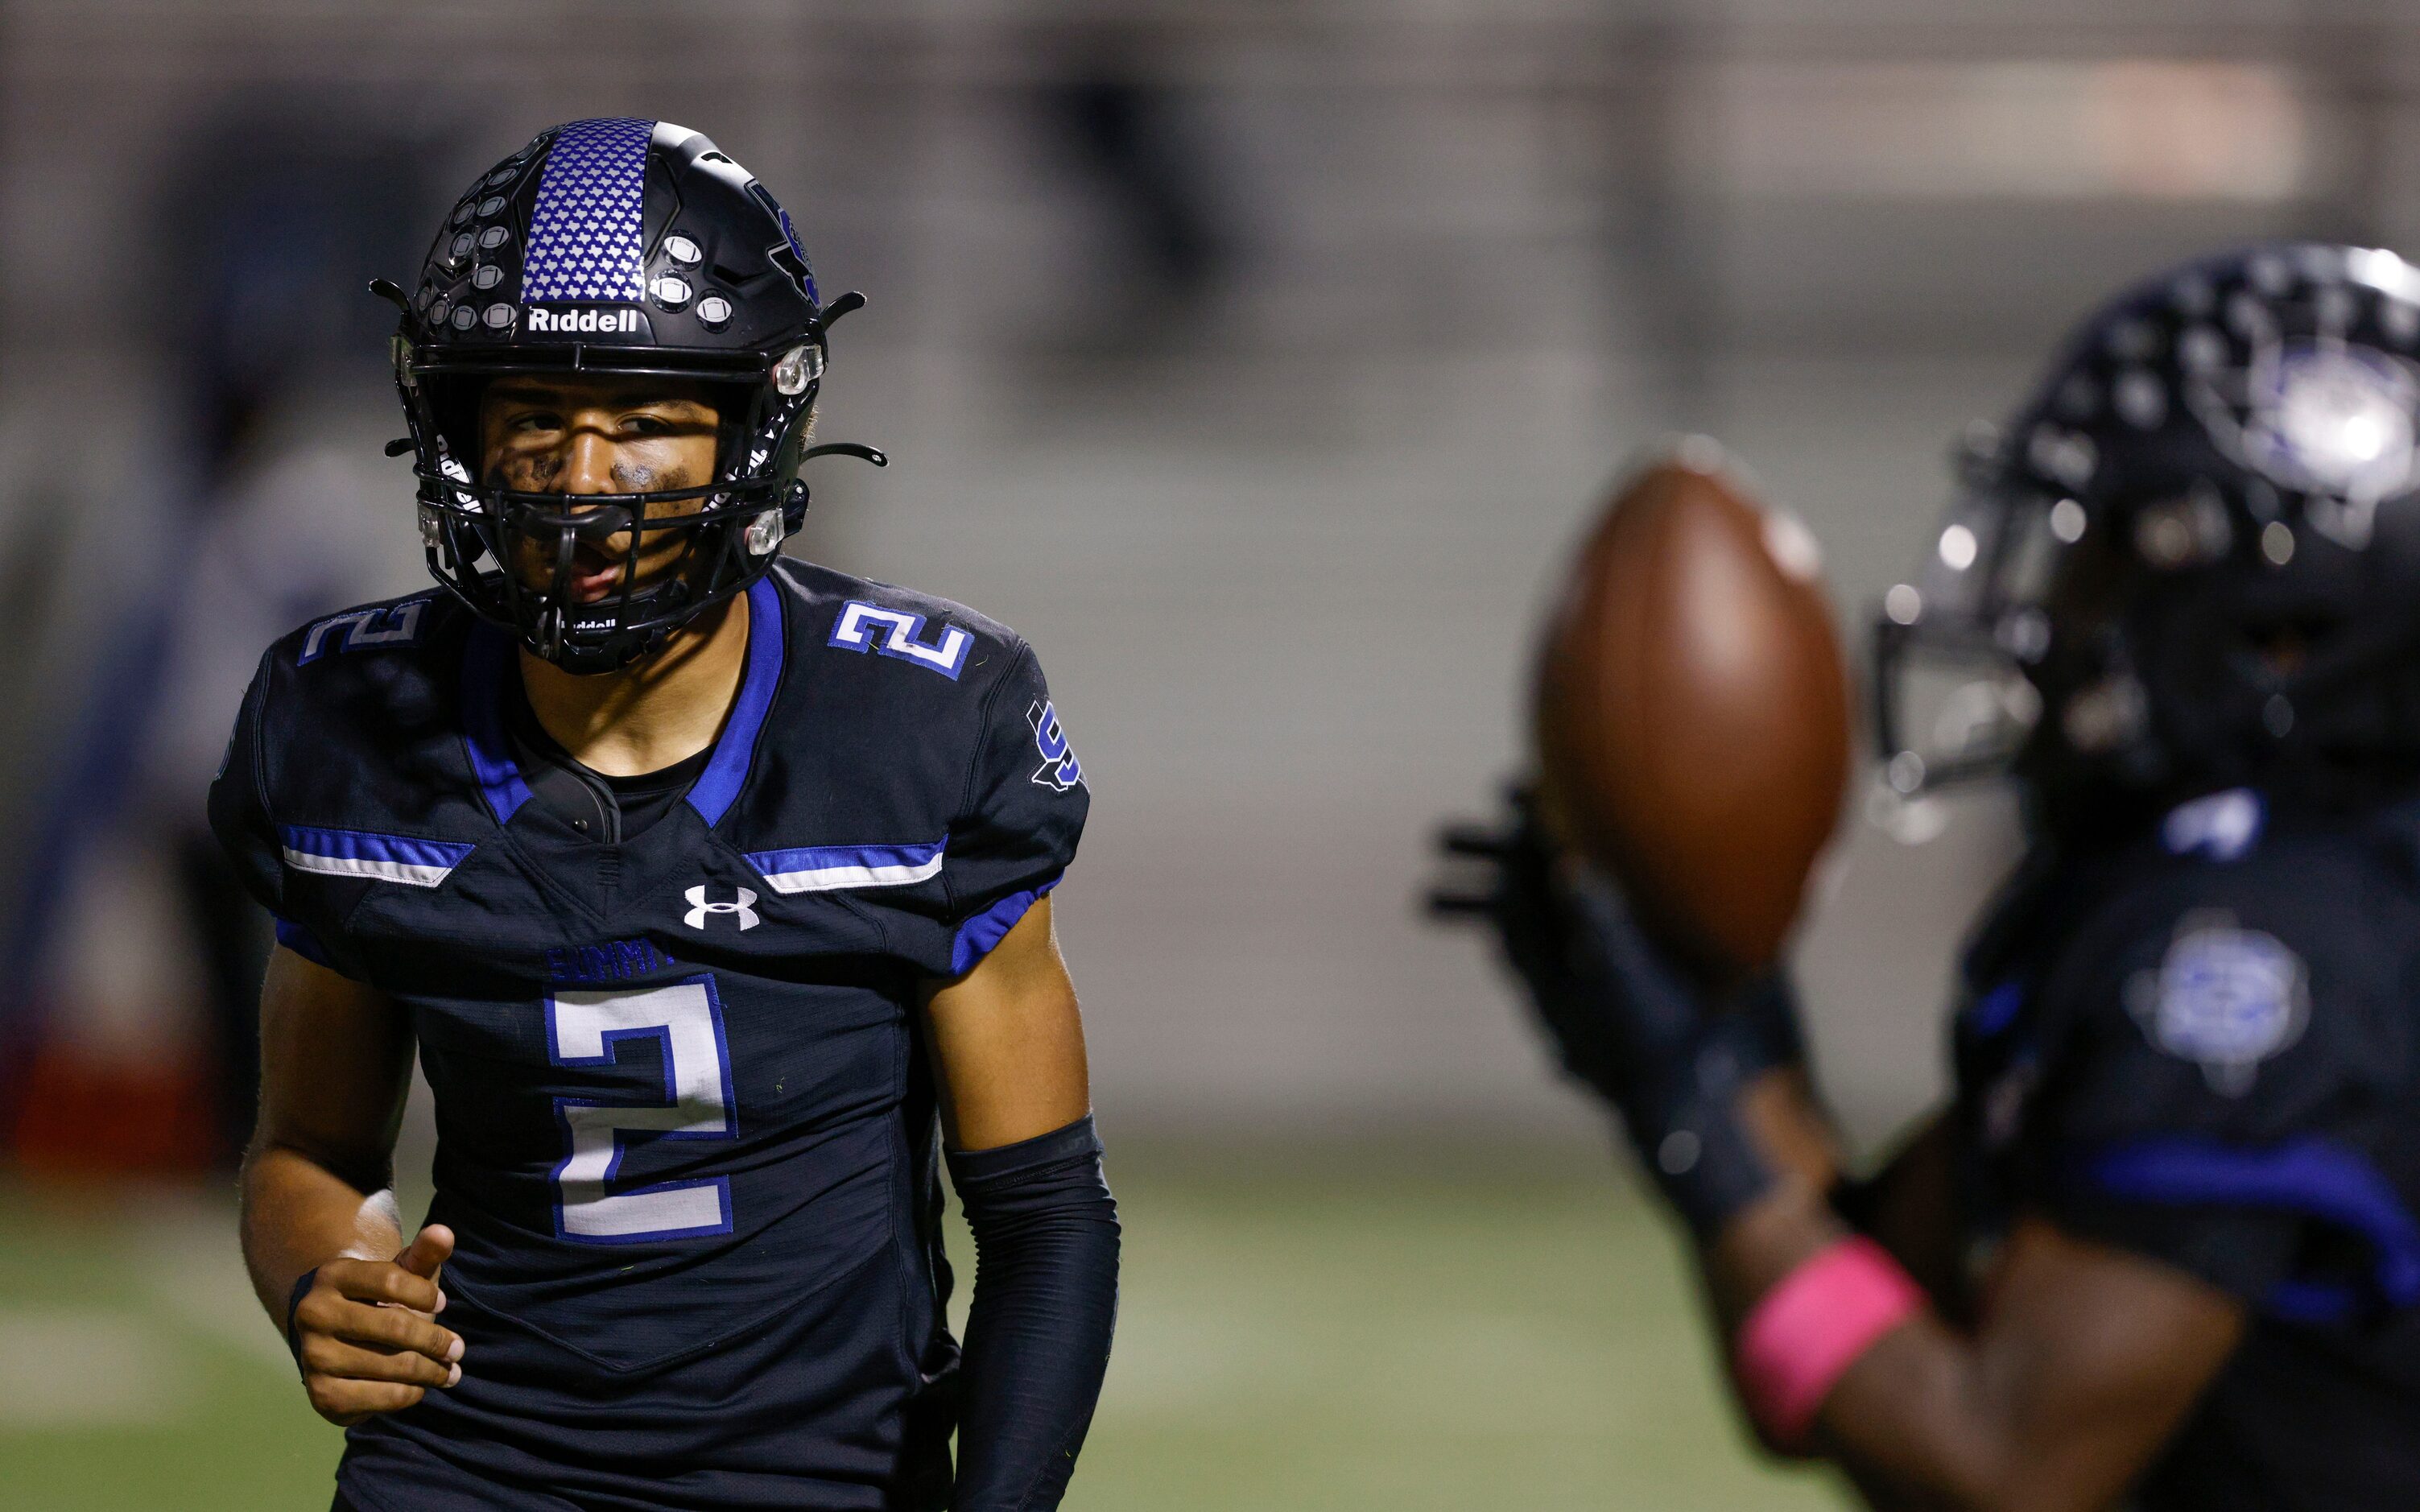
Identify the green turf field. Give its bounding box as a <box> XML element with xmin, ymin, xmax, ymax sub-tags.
<box><xmin>0</xmin><ymin>1142</ymin><xmax>1848</xmax><ymax>1511</ymax></box>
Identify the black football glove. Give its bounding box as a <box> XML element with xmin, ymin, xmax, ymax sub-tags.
<box><xmin>1432</xmin><ymin>791</ymin><xmax>1795</xmax><ymax>1235</ymax></box>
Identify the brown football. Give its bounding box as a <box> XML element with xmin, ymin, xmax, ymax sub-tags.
<box><xmin>1533</xmin><ymin>443</ymin><xmax>1852</xmax><ymax>978</ymax></box>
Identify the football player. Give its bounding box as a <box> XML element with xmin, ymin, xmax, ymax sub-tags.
<box><xmin>1443</xmin><ymin>244</ymin><xmax>2420</xmax><ymax>1509</ymax></box>
<box><xmin>210</xmin><ymin>119</ymin><xmax>1117</xmax><ymax>1511</ymax></box>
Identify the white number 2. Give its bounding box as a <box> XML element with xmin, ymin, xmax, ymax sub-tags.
<box><xmin>545</xmin><ymin>977</ymin><xmax>737</xmax><ymax>1243</ymax></box>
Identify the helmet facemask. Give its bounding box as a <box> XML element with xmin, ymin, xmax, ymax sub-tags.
<box><xmin>404</xmin><ymin>352</ymin><xmax>819</xmax><ymax>675</ymax></box>
<box><xmin>1872</xmin><ymin>433</ymin><xmax>2067</xmax><ymax>796</ymax></box>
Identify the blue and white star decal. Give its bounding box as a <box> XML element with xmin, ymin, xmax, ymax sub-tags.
<box><xmin>522</xmin><ymin>118</ymin><xmax>654</xmax><ymax>303</ymax></box>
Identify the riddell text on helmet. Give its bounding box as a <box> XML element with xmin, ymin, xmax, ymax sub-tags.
<box><xmin>527</xmin><ymin>306</ymin><xmax>642</xmax><ymax>333</ymax></box>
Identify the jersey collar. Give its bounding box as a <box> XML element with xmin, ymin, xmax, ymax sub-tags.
<box><xmin>685</xmin><ymin>574</ymin><xmax>786</xmax><ymax>827</ymax></box>
<box><xmin>459</xmin><ymin>573</ymin><xmax>787</xmax><ymax>830</ymax></box>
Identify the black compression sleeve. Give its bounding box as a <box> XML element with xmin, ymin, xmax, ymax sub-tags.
<box><xmin>945</xmin><ymin>1114</ymin><xmax>1121</xmax><ymax>1512</ymax></box>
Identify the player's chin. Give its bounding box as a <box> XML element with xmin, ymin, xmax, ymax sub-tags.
<box><xmin>572</xmin><ymin>564</ymin><xmax>692</xmax><ymax>606</ymax></box>
<box><xmin>510</xmin><ymin>564</ymin><xmax>622</xmax><ymax>605</ymax></box>
<box><xmin>509</xmin><ymin>542</ymin><xmax>637</xmax><ymax>605</ymax></box>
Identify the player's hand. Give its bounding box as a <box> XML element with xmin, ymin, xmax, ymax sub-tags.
<box><xmin>1431</xmin><ymin>790</ymin><xmax>1782</xmax><ymax>1233</ymax></box>
<box><xmin>292</xmin><ymin>1225</ymin><xmax>465</xmax><ymax>1426</ymax></box>
<box><xmin>1432</xmin><ymin>790</ymin><xmax>1708</xmax><ymax>1099</ymax></box>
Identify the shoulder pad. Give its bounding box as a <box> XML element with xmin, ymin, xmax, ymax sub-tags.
<box><xmin>279</xmin><ymin>589</ymin><xmax>454</xmax><ymax>668</ymax></box>
<box><xmin>774</xmin><ymin>558</ymin><xmax>1025</xmax><ymax>689</ymax></box>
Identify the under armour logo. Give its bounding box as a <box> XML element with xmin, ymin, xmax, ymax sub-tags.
<box><xmin>683</xmin><ymin>885</ymin><xmax>760</xmax><ymax>931</ymax></box>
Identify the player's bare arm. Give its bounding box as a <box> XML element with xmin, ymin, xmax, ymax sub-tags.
<box><xmin>241</xmin><ymin>945</ymin><xmax>465</xmax><ymax>1426</ymax></box>
<box><xmin>920</xmin><ymin>895</ymin><xmax>1121</xmax><ymax>1510</ymax></box>
<box><xmin>922</xmin><ymin>897</ymin><xmax>1091</xmax><ymax>1150</ymax></box>
<box><xmin>1836</xmin><ymin>1111</ymin><xmax>1968</xmax><ymax>1309</ymax></box>
<box><xmin>1709</xmin><ymin>1078</ymin><xmax>2246</xmax><ymax>1511</ymax></box>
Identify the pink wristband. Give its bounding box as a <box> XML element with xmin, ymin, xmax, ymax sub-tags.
<box><xmin>1733</xmin><ymin>1235</ymin><xmax>1924</xmax><ymax>1446</ymax></box>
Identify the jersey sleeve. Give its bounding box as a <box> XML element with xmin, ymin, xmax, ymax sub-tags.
<box><xmin>2024</xmin><ymin>860</ymin><xmax>2409</xmax><ymax>1316</ymax></box>
<box><xmin>206</xmin><ymin>650</ymin><xmax>287</xmax><ymax>919</ymax></box>
<box><xmin>939</xmin><ymin>639</ymin><xmax>1088</xmax><ymax>977</ymax></box>
<box><xmin>203</xmin><ymin>647</ymin><xmax>347</xmax><ymax>975</ymax></box>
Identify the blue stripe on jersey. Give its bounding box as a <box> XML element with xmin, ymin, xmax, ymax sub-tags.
<box><xmin>2079</xmin><ymin>1137</ymin><xmax>2420</xmax><ymax>1317</ymax></box>
<box><xmin>688</xmin><ymin>575</ymin><xmax>786</xmax><ymax>828</ymax></box>
<box><xmin>950</xmin><ymin>874</ymin><xmax>1061</xmax><ymax>977</ymax></box>
<box><xmin>522</xmin><ymin>118</ymin><xmax>655</xmax><ymax>303</ymax></box>
<box><xmin>280</xmin><ymin>824</ymin><xmax>476</xmax><ymax>887</ymax></box>
<box><xmin>745</xmin><ymin>839</ymin><xmax>945</xmax><ymax>894</ymax></box>
<box><xmin>460</xmin><ymin>623</ymin><xmax>534</xmax><ymax>824</ymax></box>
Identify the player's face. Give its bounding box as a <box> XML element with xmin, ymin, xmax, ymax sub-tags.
<box><xmin>479</xmin><ymin>374</ymin><xmax>721</xmax><ymax>605</ymax></box>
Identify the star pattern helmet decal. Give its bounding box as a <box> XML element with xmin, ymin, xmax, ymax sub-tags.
<box><xmin>522</xmin><ymin>118</ymin><xmax>653</xmax><ymax>303</ymax></box>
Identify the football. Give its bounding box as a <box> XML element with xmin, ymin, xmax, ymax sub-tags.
<box><xmin>1533</xmin><ymin>442</ymin><xmax>1852</xmax><ymax>978</ymax></box>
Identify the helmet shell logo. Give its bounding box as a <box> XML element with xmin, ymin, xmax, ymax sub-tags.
<box><xmin>2242</xmin><ymin>343</ymin><xmax>2419</xmax><ymax>510</ymax></box>
<box><xmin>777</xmin><ymin>208</ymin><xmax>818</xmax><ymax>304</ymax></box>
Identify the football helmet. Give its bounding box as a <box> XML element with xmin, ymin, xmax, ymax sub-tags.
<box><xmin>1875</xmin><ymin>244</ymin><xmax>2420</xmax><ymax>816</ymax></box>
<box><xmin>379</xmin><ymin>118</ymin><xmax>879</xmax><ymax>673</ymax></box>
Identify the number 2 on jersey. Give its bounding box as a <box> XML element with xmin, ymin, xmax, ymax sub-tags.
<box><xmin>545</xmin><ymin>977</ymin><xmax>737</xmax><ymax>1243</ymax></box>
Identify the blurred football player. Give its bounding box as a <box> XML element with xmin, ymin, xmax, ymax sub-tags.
<box><xmin>1446</xmin><ymin>244</ymin><xmax>2420</xmax><ymax>1509</ymax></box>
<box><xmin>210</xmin><ymin>120</ymin><xmax>1116</xmax><ymax>1512</ymax></box>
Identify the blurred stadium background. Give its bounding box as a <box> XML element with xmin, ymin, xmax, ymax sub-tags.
<box><xmin>2</xmin><ymin>1</ymin><xmax>2414</xmax><ymax>1506</ymax></box>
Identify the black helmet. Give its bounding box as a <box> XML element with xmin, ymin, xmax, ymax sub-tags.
<box><xmin>381</xmin><ymin>118</ymin><xmax>879</xmax><ymax>673</ymax></box>
<box><xmin>1874</xmin><ymin>243</ymin><xmax>2420</xmax><ymax>821</ymax></box>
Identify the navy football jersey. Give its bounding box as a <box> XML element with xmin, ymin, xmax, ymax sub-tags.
<box><xmin>1951</xmin><ymin>790</ymin><xmax>2420</xmax><ymax>1510</ymax></box>
<box><xmin>209</xmin><ymin>558</ymin><xmax>1088</xmax><ymax>1511</ymax></box>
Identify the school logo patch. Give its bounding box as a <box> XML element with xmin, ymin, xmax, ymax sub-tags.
<box><xmin>1028</xmin><ymin>700</ymin><xmax>1083</xmax><ymax>791</ymax></box>
<box><xmin>2125</xmin><ymin>912</ymin><xmax>2306</xmax><ymax>1095</ymax></box>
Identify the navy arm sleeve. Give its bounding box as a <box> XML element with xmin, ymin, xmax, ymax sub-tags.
<box><xmin>2024</xmin><ymin>851</ymin><xmax>2414</xmax><ymax>1318</ymax></box>
<box><xmin>945</xmin><ymin>1115</ymin><xmax>1121</xmax><ymax>1512</ymax></box>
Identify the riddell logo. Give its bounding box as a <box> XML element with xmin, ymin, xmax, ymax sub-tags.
<box><xmin>527</xmin><ymin>307</ymin><xmax>642</xmax><ymax>334</ymax></box>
